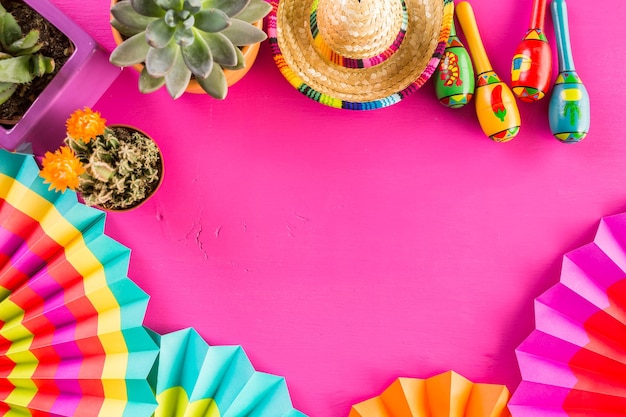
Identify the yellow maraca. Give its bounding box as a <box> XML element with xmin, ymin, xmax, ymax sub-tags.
<box><xmin>456</xmin><ymin>1</ymin><xmax>521</xmax><ymax>142</ymax></box>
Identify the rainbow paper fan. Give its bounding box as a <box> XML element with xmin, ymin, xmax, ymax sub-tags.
<box><xmin>149</xmin><ymin>328</ymin><xmax>305</xmax><ymax>417</ymax></box>
<box><xmin>349</xmin><ymin>370</ymin><xmax>511</xmax><ymax>417</ymax></box>
<box><xmin>0</xmin><ymin>149</ymin><xmax>159</xmax><ymax>416</ymax></box>
<box><xmin>510</xmin><ymin>212</ymin><xmax>626</xmax><ymax>416</ymax></box>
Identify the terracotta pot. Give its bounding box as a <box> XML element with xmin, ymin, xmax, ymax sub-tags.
<box><xmin>90</xmin><ymin>124</ymin><xmax>164</xmax><ymax>212</ymax></box>
<box><xmin>110</xmin><ymin>0</ymin><xmax>263</xmax><ymax>94</ymax></box>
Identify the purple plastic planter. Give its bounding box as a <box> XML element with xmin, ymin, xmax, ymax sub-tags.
<box><xmin>0</xmin><ymin>0</ymin><xmax>120</xmax><ymax>156</ymax></box>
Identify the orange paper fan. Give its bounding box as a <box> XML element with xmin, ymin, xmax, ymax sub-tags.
<box><xmin>349</xmin><ymin>371</ymin><xmax>510</xmax><ymax>417</ymax></box>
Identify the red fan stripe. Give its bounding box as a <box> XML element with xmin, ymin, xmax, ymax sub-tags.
<box><xmin>0</xmin><ymin>203</ymin><xmax>61</xmax><ymax>274</ymax></box>
<box><xmin>0</xmin><ymin>332</ymin><xmax>14</xmax><ymax>366</ymax></box>
<box><xmin>564</xmin><ymin>388</ymin><xmax>626</xmax><ymax>412</ymax></box>
<box><xmin>0</xmin><ymin>377</ymin><xmax>15</xmax><ymax>401</ymax></box>
<box><xmin>28</xmin><ymin>381</ymin><xmax>60</xmax><ymax>415</ymax></box>
<box><xmin>0</xmin><ymin>229</ymin><xmax>32</xmax><ymax>294</ymax></box>
<box><xmin>565</xmin><ymin>278</ymin><xmax>626</xmax><ymax>411</ymax></box>
<box><xmin>0</xmin><ymin>334</ymin><xmax>16</xmax><ymax>392</ymax></box>
<box><xmin>72</xmin><ymin>395</ymin><xmax>107</xmax><ymax>416</ymax></box>
<box><xmin>0</xmin><ymin>400</ymin><xmax>14</xmax><ymax>414</ymax></box>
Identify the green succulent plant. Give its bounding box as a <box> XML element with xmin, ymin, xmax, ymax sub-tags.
<box><xmin>67</xmin><ymin>126</ymin><xmax>162</xmax><ymax>210</ymax></box>
<box><xmin>0</xmin><ymin>4</ymin><xmax>55</xmax><ymax>105</ymax></box>
<box><xmin>110</xmin><ymin>0</ymin><xmax>272</xmax><ymax>99</ymax></box>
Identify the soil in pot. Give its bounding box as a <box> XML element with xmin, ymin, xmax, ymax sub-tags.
<box><xmin>0</xmin><ymin>0</ymin><xmax>74</xmax><ymax>127</ymax></box>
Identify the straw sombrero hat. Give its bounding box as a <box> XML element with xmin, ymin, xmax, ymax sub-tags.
<box><xmin>268</xmin><ymin>0</ymin><xmax>454</xmax><ymax>110</ymax></box>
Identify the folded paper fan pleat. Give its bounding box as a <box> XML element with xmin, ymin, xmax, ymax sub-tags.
<box><xmin>0</xmin><ymin>149</ymin><xmax>159</xmax><ymax>416</ymax></box>
<box><xmin>510</xmin><ymin>212</ymin><xmax>626</xmax><ymax>416</ymax></box>
<box><xmin>349</xmin><ymin>370</ymin><xmax>510</xmax><ymax>417</ymax></box>
<box><xmin>149</xmin><ymin>328</ymin><xmax>306</xmax><ymax>417</ymax></box>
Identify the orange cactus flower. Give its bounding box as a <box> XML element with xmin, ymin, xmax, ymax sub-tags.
<box><xmin>40</xmin><ymin>146</ymin><xmax>85</xmax><ymax>193</ymax></box>
<box><xmin>66</xmin><ymin>107</ymin><xmax>107</xmax><ymax>143</ymax></box>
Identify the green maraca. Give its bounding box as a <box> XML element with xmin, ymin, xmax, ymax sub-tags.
<box><xmin>434</xmin><ymin>14</ymin><xmax>475</xmax><ymax>108</ymax></box>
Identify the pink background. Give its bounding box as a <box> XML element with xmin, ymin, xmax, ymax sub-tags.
<box><xmin>48</xmin><ymin>0</ymin><xmax>625</xmax><ymax>415</ymax></box>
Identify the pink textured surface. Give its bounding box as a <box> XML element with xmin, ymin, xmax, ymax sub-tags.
<box><xmin>47</xmin><ymin>1</ymin><xmax>625</xmax><ymax>415</ymax></box>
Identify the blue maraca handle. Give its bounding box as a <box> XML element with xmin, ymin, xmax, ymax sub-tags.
<box><xmin>551</xmin><ymin>0</ymin><xmax>575</xmax><ymax>72</ymax></box>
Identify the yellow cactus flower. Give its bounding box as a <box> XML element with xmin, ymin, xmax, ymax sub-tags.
<box><xmin>66</xmin><ymin>107</ymin><xmax>107</xmax><ymax>143</ymax></box>
<box><xmin>40</xmin><ymin>146</ymin><xmax>85</xmax><ymax>193</ymax></box>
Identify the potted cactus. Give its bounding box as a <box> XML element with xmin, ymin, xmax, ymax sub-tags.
<box><xmin>0</xmin><ymin>0</ymin><xmax>120</xmax><ymax>156</ymax></box>
<box><xmin>39</xmin><ymin>107</ymin><xmax>163</xmax><ymax>211</ymax></box>
<box><xmin>109</xmin><ymin>0</ymin><xmax>272</xmax><ymax>99</ymax></box>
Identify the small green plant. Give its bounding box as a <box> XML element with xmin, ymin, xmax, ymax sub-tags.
<box><xmin>0</xmin><ymin>3</ymin><xmax>55</xmax><ymax>105</ymax></box>
<box><xmin>40</xmin><ymin>108</ymin><xmax>162</xmax><ymax>210</ymax></box>
<box><xmin>110</xmin><ymin>0</ymin><xmax>272</xmax><ymax>99</ymax></box>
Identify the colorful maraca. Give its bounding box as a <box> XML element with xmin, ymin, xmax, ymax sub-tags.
<box><xmin>511</xmin><ymin>0</ymin><xmax>552</xmax><ymax>102</ymax></box>
<box><xmin>434</xmin><ymin>15</ymin><xmax>475</xmax><ymax>108</ymax></box>
<box><xmin>549</xmin><ymin>0</ymin><xmax>590</xmax><ymax>142</ymax></box>
<box><xmin>456</xmin><ymin>2</ymin><xmax>521</xmax><ymax>142</ymax></box>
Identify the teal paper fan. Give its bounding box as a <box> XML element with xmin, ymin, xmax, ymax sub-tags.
<box><xmin>149</xmin><ymin>328</ymin><xmax>306</xmax><ymax>417</ymax></box>
<box><xmin>0</xmin><ymin>149</ymin><xmax>158</xmax><ymax>416</ymax></box>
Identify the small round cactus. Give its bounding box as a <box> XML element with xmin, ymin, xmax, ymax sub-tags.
<box><xmin>109</xmin><ymin>0</ymin><xmax>272</xmax><ymax>99</ymax></box>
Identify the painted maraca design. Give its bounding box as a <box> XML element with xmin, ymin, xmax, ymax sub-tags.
<box><xmin>434</xmin><ymin>16</ymin><xmax>475</xmax><ymax>108</ymax></box>
<box><xmin>456</xmin><ymin>1</ymin><xmax>521</xmax><ymax>142</ymax></box>
<box><xmin>511</xmin><ymin>0</ymin><xmax>552</xmax><ymax>102</ymax></box>
<box><xmin>549</xmin><ymin>0</ymin><xmax>590</xmax><ymax>142</ymax></box>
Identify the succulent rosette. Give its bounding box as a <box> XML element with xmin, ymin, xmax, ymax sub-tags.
<box><xmin>110</xmin><ymin>0</ymin><xmax>271</xmax><ymax>99</ymax></box>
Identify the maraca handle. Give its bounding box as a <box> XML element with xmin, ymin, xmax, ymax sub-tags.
<box><xmin>456</xmin><ymin>1</ymin><xmax>492</xmax><ymax>75</ymax></box>
<box><xmin>530</xmin><ymin>0</ymin><xmax>548</xmax><ymax>30</ymax></box>
<box><xmin>552</xmin><ymin>0</ymin><xmax>575</xmax><ymax>71</ymax></box>
<box><xmin>449</xmin><ymin>15</ymin><xmax>458</xmax><ymax>38</ymax></box>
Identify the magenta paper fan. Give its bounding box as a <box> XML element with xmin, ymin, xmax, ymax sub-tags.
<box><xmin>509</xmin><ymin>212</ymin><xmax>626</xmax><ymax>416</ymax></box>
<box><xmin>0</xmin><ymin>149</ymin><xmax>158</xmax><ymax>416</ymax></box>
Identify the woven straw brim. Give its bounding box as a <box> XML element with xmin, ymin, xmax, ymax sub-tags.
<box><xmin>268</xmin><ymin>0</ymin><xmax>454</xmax><ymax>110</ymax></box>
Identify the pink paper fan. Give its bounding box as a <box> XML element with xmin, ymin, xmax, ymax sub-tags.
<box><xmin>510</xmin><ymin>212</ymin><xmax>626</xmax><ymax>416</ymax></box>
